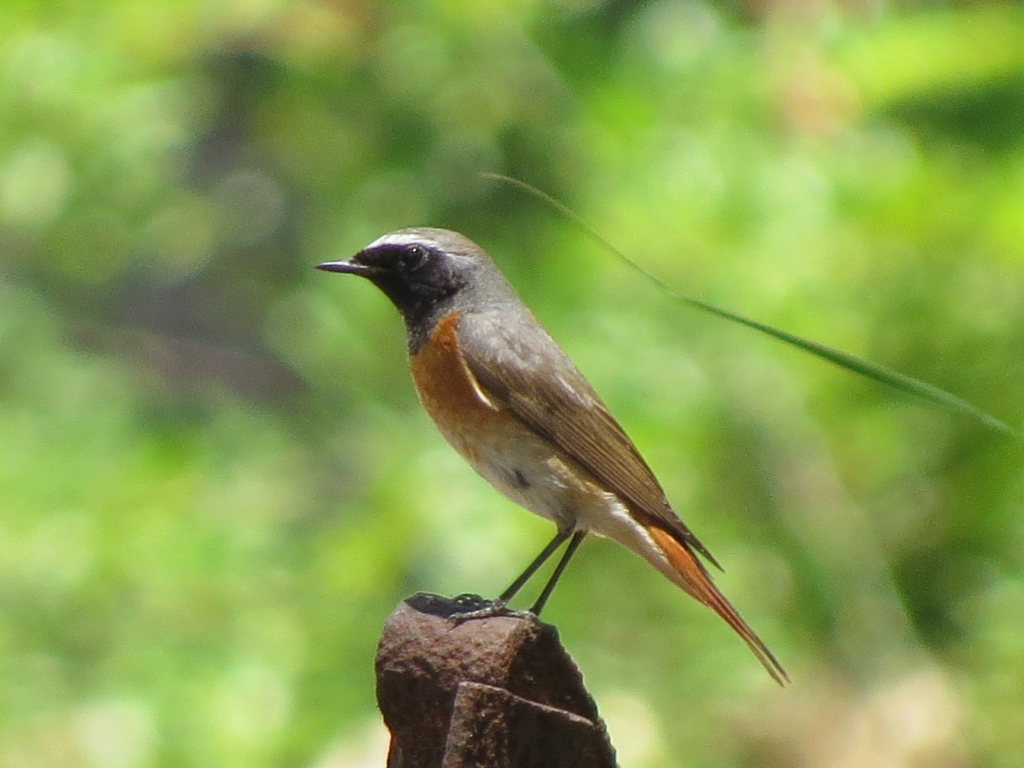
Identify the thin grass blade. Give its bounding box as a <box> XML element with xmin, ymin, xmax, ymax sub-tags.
<box><xmin>483</xmin><ymin>173</ymin><xmax>1018</xmax><ymax>438</ymax></box>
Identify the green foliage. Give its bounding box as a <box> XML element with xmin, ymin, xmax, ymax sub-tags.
<box><xmin>1</xmin><ymin>1</ymin><xmax>1022</xmax><ymax>766</ymax></box>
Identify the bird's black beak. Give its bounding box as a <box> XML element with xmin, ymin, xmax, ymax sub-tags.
<box><xmin>316</xmin><ymin>258</ymin><xmax>377</xmax><ymax>277</ymax></box>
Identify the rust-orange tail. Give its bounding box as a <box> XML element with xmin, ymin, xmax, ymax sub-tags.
<box><xmin>647</xmin><ymin>526</ymin><xmax>789</xmax><ymax>685</ymax></box>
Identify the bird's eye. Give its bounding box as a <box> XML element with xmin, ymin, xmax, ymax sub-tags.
<box><xmin>402</xmin><ymin>245</ymin><xmax>428</xmax><ymax>271</ymax></box>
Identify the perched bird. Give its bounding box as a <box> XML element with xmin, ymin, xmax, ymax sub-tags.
<box><xmin>318</xmin><ymin>228</ymin><xmax>787</xmax><ymax>684</ymax></box>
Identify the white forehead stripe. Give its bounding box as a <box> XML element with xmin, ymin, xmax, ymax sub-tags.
<box><xmin>366</xmin><ymin>231</ymin><xmax>441</xmax><ymax>250</ymax></box>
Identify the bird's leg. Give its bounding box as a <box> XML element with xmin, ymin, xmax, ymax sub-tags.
<box><xmin>498</xmin><ymin>528</ymin><xmax>573</xmax><ymax>605</ymax></box>
<box><xmin>449</xmin><ymin>528</ymin><xmax>573</xmax><ymax>622</ymax></box>
<box><xmin>529</xmin><ymin>530</ymin><xmax>585</xmax><ymax>616</ymax></box>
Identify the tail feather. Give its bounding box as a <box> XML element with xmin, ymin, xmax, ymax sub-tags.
<box><xmin>647</xmin><ymin>526</ymin><xmax>789</xmax><ymax>685</ymax></box>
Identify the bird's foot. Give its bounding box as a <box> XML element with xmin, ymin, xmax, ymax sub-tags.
<box><xmin>402</xmin><ymin>591</ymin><xmax>537</xmax><ymax>622</ymax></box>
<box><xmin>447</xmin><ymin>593</ymin><xmax>536</xmax><ymax>624</ymax></box>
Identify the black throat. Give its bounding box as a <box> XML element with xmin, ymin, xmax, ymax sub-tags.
<box><xmin>361</xmin><ymin>271</ymin><xmax>464</xmax><ymax>355</ymax></box>
<box><xmin>401</xmin><ymin>299</ymin><xmax>455</xmax><ymax>355</ymax></box>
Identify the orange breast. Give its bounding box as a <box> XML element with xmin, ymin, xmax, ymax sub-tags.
<box><xmin>409</xmin><ymin>312</ymin><xmax>519</xmax><ymax>464</ymax></box>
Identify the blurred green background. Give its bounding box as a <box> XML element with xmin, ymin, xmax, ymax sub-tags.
<box><xmin>1</xmin><ymin>0</ymin><xmax>1023</xmax><ymax>766</ymax></box>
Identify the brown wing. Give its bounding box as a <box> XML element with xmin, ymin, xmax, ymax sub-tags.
<box><xmin>456</xmin><ymin>309</ymin><xmax>720</xmax><ymax>568</ymax></box>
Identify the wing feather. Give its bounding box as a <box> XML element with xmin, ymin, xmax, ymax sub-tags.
<box><xmin>457</xmin><ymin>309</ymin><xmax>720</xmax><ymax>567</ymax></box>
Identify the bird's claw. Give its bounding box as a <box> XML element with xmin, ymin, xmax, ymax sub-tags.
<box><xmin>447</xmin><ymin>594</ymin><xmax>535</xmax><ymax>624</ymax></box>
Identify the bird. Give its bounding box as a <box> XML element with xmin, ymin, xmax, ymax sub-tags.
<box><xmin>318</xmin><ymin>227</ymin><xmax>787</xmax><ymax>684</ymax></box>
